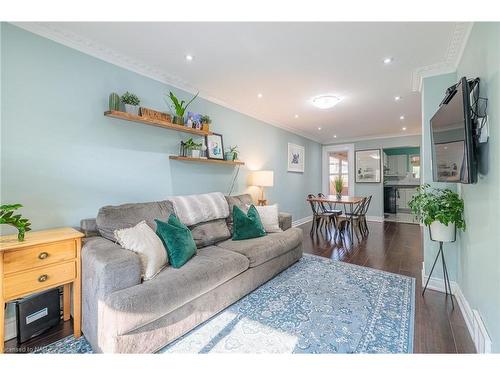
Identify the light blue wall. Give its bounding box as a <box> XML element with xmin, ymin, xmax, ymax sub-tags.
<box><xmin>327</xmin><ymin>134</ymin><xmax>421</xmax><ymax>218</ymax></box>
<box><xmin>455</xmin><ymin>22</ymin><xmax>500</xmax><ymax>352</ymax></box>
<box><xmin>421</xmin><ymin>73</ymin><xmax>460</xmax><ymax>282</ymax></box>
<box><xmin>1</xmin><ymin>23</ymin><xmax>321</xmax><ymax>234</ymax></box>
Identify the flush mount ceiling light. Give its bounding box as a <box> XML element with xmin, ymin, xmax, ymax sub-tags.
<box><xmin>311</xmin><ymin>95</ymin><xmax>341</xmax><ymax>109</ymax></box>
<box><xmin>383</xmin><ymin>57</ymin><xmax>393</xmax><ymax>64</ymax></box>
<box><xmin>185</xmin><ymin>54</ymin><xmax>193</xmax><ymax>61</ymax></box>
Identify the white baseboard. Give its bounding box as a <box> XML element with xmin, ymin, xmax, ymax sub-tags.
<box><xmin>292</xmin><ymin>215</ymin><xmax>312</xmax><ymax>227</ymax></box>
<box><xmin>422</xmin><ymin>262</ymin><xmax>492</xmax><ymax>353</ymax></box>
<box><xmin>366</xmin><ymin>216</ymin><xmax>384</xmax><ymax>222</ymax></box>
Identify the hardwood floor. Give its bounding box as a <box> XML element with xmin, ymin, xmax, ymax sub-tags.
<box><xmin>6</xmin><ymin>220</ymin><xmax>475</xmax><ymax>353</ymax></box>
<box><xmin>301</xmin><ymin>219</ymin><xmax>475</xmax><ymax>353</ymax></box>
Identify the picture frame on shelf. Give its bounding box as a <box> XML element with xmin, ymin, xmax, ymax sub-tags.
<box><xmin>287</xmin><ymin>143</ymin><xmax>305</xmax><ymax>172</ymax></box>
<box><xmin>205</xmin><ymin>133</ymin><xmax>225</xmax><ymax>160</ymax></box>
<box><xmin>355</xmin><ymin>149</ymin><xmax>381</xmax><ymax>183</ymax></box>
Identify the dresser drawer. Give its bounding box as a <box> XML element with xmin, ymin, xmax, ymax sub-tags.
<box><xmin>3</xmin><ymin>240</ymin><xmax>76</xmax><ymax>274</ymax></box>
<box><xmin>3</xmin><ymin>261</ymin><xmax>76</xmax><ymax>300</ymax></box>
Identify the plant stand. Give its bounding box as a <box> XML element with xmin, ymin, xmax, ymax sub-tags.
<box><xmin>422</xmin><ymin>240</ymin><xmax>455</xmax><ymax>309</ymax></box>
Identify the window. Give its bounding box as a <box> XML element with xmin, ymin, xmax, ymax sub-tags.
<box><xmin>328</xmin><ymin>152</ymin><xmax>348</xmax><ymax>195</ymax></box>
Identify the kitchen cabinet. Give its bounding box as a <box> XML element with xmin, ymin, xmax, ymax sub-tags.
<box><xmin>385</xmin><ymin>155</ymin><xmax>408</xmax><ymax>176</ymax></box>
<box><xmin>396</xmin><ymin>187</ymin><xmax>419</xmax><ymax>210</ymax></box>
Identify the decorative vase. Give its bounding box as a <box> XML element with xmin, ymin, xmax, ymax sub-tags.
<box><xmin>109</xmin><ymin>93</ymin><xmax>120</xmax><ymax>111</ymax></box>
<box><xmin>336</xmin><ymin>193</ymin><xmax>342</xmax><ymax>199</ymax></box>
<box><xmin>202</xmin><ymin>123</ymin><xmax>210</xmax><ymax>132</ymax></box>
<box><xmin>173</xmin><ymin>115</ymin><xmax>184</xmax><ymax>125</ymax></box>
<box><xmin>17</xmin><ymin>229</ymin><xmax>25</xmax><ymax>242</ymax></box>
<box><xmin>190</xmin><ymin>149</ymin><xmax>200</xmax><ymax>158</ymax></box>
<box><xmin>124</xmin><ymin>104</ymin><xmax>140</xmax><ymax>116</ymax></box>
<box><xmin>429</xmin><ymin>221</ymin><xmax>456</xmax><ymax>242</ymax></box>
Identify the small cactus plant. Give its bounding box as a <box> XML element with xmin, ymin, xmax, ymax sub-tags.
<box><xmin>109</xmin><ymin>92</ymin><xmax>120</xmax><ymax>111</ymax></box>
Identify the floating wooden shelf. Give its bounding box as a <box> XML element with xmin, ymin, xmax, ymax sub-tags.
<box><xmin>104</xmin><ymin>110</ymin><xmax>212</xmax><ymax>136</ymax></box>
<box><xmin>169</xmin><ymin>156</ymin><xmax>245</xmax><ymax>166</ymax></box>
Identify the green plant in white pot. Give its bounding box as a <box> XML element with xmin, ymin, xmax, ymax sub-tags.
<box><xmin>184</xmin><ymin>138</ymin><xmax>202</xmax><ymax>158</ymax></box>
<box><xmin>121</xmin><ymin>92</ymin><xmax>141</xmax><ymax>115</ymax></box>
<box><xmin>334</xmin><ymin>176</ymin><xmax>344</xmax><ymax>199</ymax></box>
<box><xmin>408</xmin><ymin>184</ymin><xmax>465</xmax><ymax>242</ymax></box>
<box><xmin>166</xmin><ymin>91</ymin><xmax>199</xmax><ymax>126</ymax></box>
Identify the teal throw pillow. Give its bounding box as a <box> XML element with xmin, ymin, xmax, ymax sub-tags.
<box><xmin>232</xmin><ymin>205</ymin><xmax>267</xmax><ymax>241</ymax></box>
<box><xmin>155</xmin><ymin>215</ymin><xmax>196</xmax><ymax>268</ymax></box>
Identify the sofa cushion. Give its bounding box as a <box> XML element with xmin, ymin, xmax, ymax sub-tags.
<box><xmin>104</xmin><ymin>246</ymin><xmax>250</xmax><ymax>331</ymax></box>
<box><xmin>225</xmin><ymin>194</ymin><xmax>254</xmax><ymax>233</ymax></box>
<box><xmin>96</xmin><ymin>200</ymin><xmax>174</xmax><ymax>242</ymax></box>
<box><xmin>189</xmin><ymin>219</ymin><xmax>231</xmax><ymax>248</ymax></box>
<box><xmin>216</xmin><ymin>227</ymin><xmax>302</xmax><ymax>267</ymax></box>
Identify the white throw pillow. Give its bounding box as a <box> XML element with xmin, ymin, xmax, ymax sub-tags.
<box><xmin>246</xmin><ymin>204</ymin><xmax>282</xmax><ymax>233</ymax></box>
<box><xmin>114</xmin><ymin>221</ymin><xmax>168</xmax><ymax>280</ymax></box>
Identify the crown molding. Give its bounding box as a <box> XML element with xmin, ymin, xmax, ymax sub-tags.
<box><xmin>11</xmin><ymin>22</ymin><xmax>322</xmax><ymax>144</ymax></box>
<box><xmin>323</xmin><ymin>130</ymin><xmax>421</xmax><ymax>145</ymax></box>
<box><xmin>412</xmin><ymin>22</ymin><xmax>473</xmax><ymax>92</ymax></box>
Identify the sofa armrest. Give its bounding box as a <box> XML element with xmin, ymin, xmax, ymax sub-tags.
<box><xmin>80</xmin><ymin>218</ymin><xmax>99</xmax><ymax>237</ymax></box>
<box><xmin>279</xmin><ymin>212</ymin><xmax>292</xmax><ymax>231</ymax></box>
<box><xmin>81</xmin><ymin>236</ymin><xmax>142</xmax><ymax>349</ymax></box>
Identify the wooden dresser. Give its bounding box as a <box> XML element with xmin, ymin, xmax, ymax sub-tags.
<box><xmin>0</xmin><ymin>227</ymin><xmax>84</xmax><ymax>353</ymax></box>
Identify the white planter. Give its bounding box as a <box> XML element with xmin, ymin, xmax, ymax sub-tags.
<box><xmin>124</xmin><ymin>104</ymin><xmax>140</xmax><ymax>116</ymax></box>
<box><xmin>429</xmin><ymin>221</ymin><xmax>456</xmax><ymax>242</ymax></box>
<box><xmin>190</xmin><ymin>150</ymin><xmax>200</xmax><ymax>158</ymax></box>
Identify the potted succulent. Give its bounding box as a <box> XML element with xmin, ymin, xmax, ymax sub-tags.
<box><xmin>408</xmin><ymin>184</ymin><xmax>465</xmax><ymax>242</ymax></box>
<box><xmin>200</xmin><ymin>115</ymin><xmax>212</xmax><ymax>131</ymax></box>
<box><xmin>0</xmin><ymin>204</ymin><xmax>31</xmax><ymax>241</ymax></box>
<box><xmin>184</xmin><ymin>138</ymin><xmax>202</xmax><ymax>158</ymax></box>
<box><xmin>225</xmin><ymin>145</ymin><xmax>239</xmax><ymax>161</ymax></box>
<box><xmin>166</xmin><ymin>91</ymin><xmax>199</xmax><ymax>126</ymax></box>
<box><xmin>334</xmin><ymin>176</ymin><xmax>344</xmax><ymax>199</ymax></box>
<box><xmin>121</xmin><ymin>92</ymin><xmax>141</xmax><ymax>115</ymax></box>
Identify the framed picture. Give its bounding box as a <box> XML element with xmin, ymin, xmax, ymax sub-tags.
<box><xmin>205</xmin><ymin>133</ymin><xmax>225</xmax><ymax>160</ymax></box>
<box><xmin>355</xmin><ymin>149</ymin><xmax>381</xmax><ymax>183</ymax></box>
<box><xmin>288</xmin><ymin>143</ymin><xmax>305</xmax><ymax>172</ymax></box>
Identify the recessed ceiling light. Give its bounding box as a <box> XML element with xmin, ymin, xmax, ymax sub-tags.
<box><xmin>185</xmin><ymin>54</ymin><xmax>193</xmax><ymax>61</ymax></box>
<box><xmin>318</xmin><ymin>127</ymin><xmax>322</xmax><ymax>131</ymax></box>
<box><xmin>383</xmin><ymin>57</ymin><xmax>393</xmax><ymax>64</ymax></box>
<box><xmin>294</xmin><ymin>114</ymin><xmax>299</xmax><ymax>119</ymax></box>
<box><xmin>311</xmin><ymin>95</ymin><xmax>341</xmax><ymax>109</ymax></box>
<box><xmin>402</xmin><ymin>127</ymin><xmax>407</xmax><ymax>131</ymax></box>
<box><xmin>394</xmin><ymin>96</ymin><xmax>401</xmax><ymax>101</ymax></box>
<box><xmin>257</xmin><ymin>93</ymin><xmax>263</xmax><ymax>99</ymax></box>
<box><xmin>400</xmin><ymin>115</ymin><xmax>405</xmax><ymax>120</ymax></box>
<box><xmin>333</xmin><ymin>135</ymin><xmax>337</xmax><ymax>138</ymax></box>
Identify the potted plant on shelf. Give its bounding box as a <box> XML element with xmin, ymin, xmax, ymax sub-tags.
<box><xmin>121</xmin><ymin>92</ymin><xmax>141</xmax><ymax>115</ymax></box>
<box><xmin>166</xmin><ymin>91</ymin><xmax>199</xmax><ymax>126</ymax></box>
<box><xmin>225</xmin><ymin>145</ymin><xmax>239</xmax><ymax>161</ymax></box>
<box><xmin>184</xmin><ymin>138</ymin><xmax>203</xmax><ymax>158</ymax></box>
<box><xmin>200</xmin><ymin>115</ymin><xmax>212</xmax><ymax>131</ymax></box>
<box><xmin>408</xmin><ymin>184</ymin><xmax>465</xmax><ymax>242</ymax></box>
<box><xmin>334</xmin><ymin>176</ymin><xmax>344</xmax><ymax>199</ymax></box>
<box><xmin>0</xmin><ymin>204</ymin><xmax>32</xmax><ymax>241</ymax></box>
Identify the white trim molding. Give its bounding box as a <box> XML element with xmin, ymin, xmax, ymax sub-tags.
<box><xmin>421</xmin><ymin>262</ymin><xmax>492</xmax><ymax>353</ymax></box>
<box><xmin>366</xmin><ymin>216</ymin><xmax>384</xmax><ymax>223</ymax></box>
<box><xmin>292</xmin><ymin>215</ymin><xmax>312</xmax><ymax>228</ymax></box>
<box><xmin>412</xmin><ymin>22</ymin><xmax>473</xmax><ymax>92</ymax></box>
<box><xmin>322</xmin><ymin>144</ymin><xmax>355</xmax><ymax>196</ymax></box>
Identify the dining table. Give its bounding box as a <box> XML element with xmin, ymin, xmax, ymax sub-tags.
<box><xmin>306</xmin><ymin>195</ymin><xmax>365</xmax><ymax>245</ymax></box>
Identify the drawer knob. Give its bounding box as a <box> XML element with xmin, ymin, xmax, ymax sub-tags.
<box><xmin>38</xmin><ymin>274</ymin><xmax>48</xmax><ymax>282</ymax></box>
<box><xmin>38</xmin><ymin>252</ymin><xmax>49</xmax><ymax>260</ymax></box>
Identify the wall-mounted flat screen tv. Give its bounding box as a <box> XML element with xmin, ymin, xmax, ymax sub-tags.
<box><xmin>430</xmin><ymin>77</ymin><xmax>478</xmax><ymax>184</ymax></box>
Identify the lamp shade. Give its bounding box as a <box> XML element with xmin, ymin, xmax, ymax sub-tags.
<box><xmin>251</xmin><ymin>170</ymin><xmax>274</xmax><ymax>187</ymax></box>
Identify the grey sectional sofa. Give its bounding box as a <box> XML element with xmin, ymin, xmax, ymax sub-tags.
<box><xmin>80</xmin><ymin>194</ymin><xmax>303</xmax><ymax>353</ymax></box>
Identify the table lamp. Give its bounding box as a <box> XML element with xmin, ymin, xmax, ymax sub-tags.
<box><xmin>251</xmin><ymin>170</ymin><xmax>274</xmax><ymax>206</ymax></box>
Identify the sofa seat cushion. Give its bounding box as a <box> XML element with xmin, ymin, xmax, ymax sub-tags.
<box><xmin>216</xmin><ymin>227</ymin><xmax>302</xmax><ymax>267</ymax></box>
<box><xmin>104</xmin><ymin>246</ymin><xmax>249</xmax><ymax>334</ymax></box>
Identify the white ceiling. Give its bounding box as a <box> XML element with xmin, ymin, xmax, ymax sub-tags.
<box><xmin>16</xmin><ymin>22</ymin><xmax>472</xmax><ymax>143</ymax></box>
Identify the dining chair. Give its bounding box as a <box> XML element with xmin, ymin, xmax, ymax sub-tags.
<box><xmin>307</xmin><ymin>194</ymin><xmax>332</xmax><ymax>235</ymax></box>
<box><xmin>317</xmin><ymin>193</ymin><xmax>342</xmax><ymax>229</ymax></box>
<box><xmin>336</xmin><ymin>197</ymin><xmax>367</xmax><ymax>243</ymax></box>
<box><xmin>359</xmin><ymin>195</ymin><xmax>372</xmax><ymax>236</ymax></box>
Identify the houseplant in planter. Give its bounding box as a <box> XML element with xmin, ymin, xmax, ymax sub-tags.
<box><xmin>184</xmin><ymin>138</ymin><xmax>202</xmax><ymax>158</ymax></box>
<box><xmin>121</xmin><ymin>92</ymin><xmax>141</xmax><ymax>115</ymax></box>
<box><xmin>200</xmin><ymin>115</ymin><xmax>212</xmax><ymax>131</ymax></box>
<box><xmin>0</xmin><ymin>204</ymin><xmax>31</xmax><ymax>241</ymax></box>
<box><xmin>334</xmin><ymin>176</ymin><xmax>344</xmax><ymax>199</ymax></box>
<box><xmin>166</xmin><ymin>91</ymin><xmax>199</xmax><ymax>126</ymax></box>
<box><xmin>225</xmin><ymin>145</ymin><xmax>239</xmax><ymax>161</ymax></box>
<box><xmin>408</xmin><ymin>184</ymin><xmax>465</xmax><ymax>242</ymax></box>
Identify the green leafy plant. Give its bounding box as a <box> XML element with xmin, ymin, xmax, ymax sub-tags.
<box><xmin>166</xmin><ymin>91</ymin><xmax>199</xmax><ymax>117</ymax></box>
<box><xmin>225</xmin><ymin>145</ymin><xmax>239</xmax><ymax>161</ymax></box>
<box><xmin>184</xmin><ymin>138</ymin><xmax>202</xmax><ymax>151</ymax></box>
<box><xmin>200</xmin><ymin>115</ymin><xmax>212</xmax><ymax>124</ymax></box>
<box><xmin>121</xmin><ymin>92</ymin><xmax>140</xmax><ymax>106</ymax></box>
<box><xmin>408</xmin><ymin>184</ymin><xmax>465</xmax><ymax>230</ymax></box>
<box><xmin>334</xmin><ymin>176</ymin><xmax>344</xmax><ymax>195</ymax></box>
<box><xmin>0</xmin><ymin>204</ymin><xmax>31</xmax><ymax>241</ymax></box>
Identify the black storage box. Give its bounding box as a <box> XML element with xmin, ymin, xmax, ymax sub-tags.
<box><xmin>15</xmin><ymin>288</ymin><xmax>60</xmax><ymax>343</ymax></box>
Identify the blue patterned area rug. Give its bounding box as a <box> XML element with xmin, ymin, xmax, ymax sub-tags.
<box><xmin>36</xmin><ymin>254</ymin><xmax>415</xmax><ymax>354</ymax></box>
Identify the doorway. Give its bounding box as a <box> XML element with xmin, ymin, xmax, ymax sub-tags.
<box><xmin>322</xmin><ymin>144</ymin><xmax>355</xmax><ymax>196</ymax></box>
